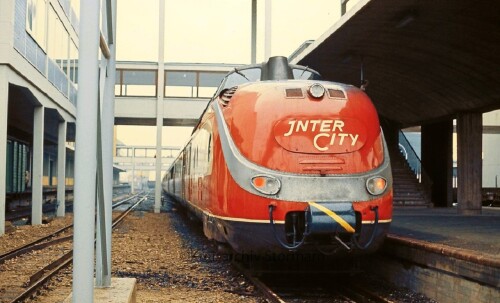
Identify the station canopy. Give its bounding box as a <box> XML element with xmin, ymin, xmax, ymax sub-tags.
<box><xmin>295</xmin><ymin>0</ymin><xmax>500</xmax><ymax>127</ymax></box>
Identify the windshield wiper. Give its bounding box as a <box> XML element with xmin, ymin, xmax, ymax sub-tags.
<box><xmin>233</xmin><ymin>68</ymin><xmax>250</xmax><ymax>81</ymax></box>
<box><xmin>298</xmin><ymin>66</ymin><xmax>310</xmax><ymax>79</ymax></box>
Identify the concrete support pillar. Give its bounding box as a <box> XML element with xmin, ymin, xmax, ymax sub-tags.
<box><xmin>251</xmin><ymin>0</ymin><xmax>257</xmax><ymax>64</ymax></box>
<box><xmin>422</xmin><ymin>120</ymin><xmax>453</xmax><ymax>207</ymax></box>
<box><xmin>457</xmin><ymin>112</ymin><xmax>482</xmax><ymax>215</ymax></box>
<box><xmin>131</xmin><ymin>147</ymin><xmax>135</xmax><ymax>193</ymax></box>
<box><xmin>264</xmin><ymin>0</ymin><xmax>272</xmax><ymax>60</ymax></box>
<box><xmin>73</xmin><ymin>0</ymin><xmax>100</xmax><ymax>300</ymax></box>
<box><xmin>32</xmin><ymin>105</ymin><xmax>44</xmax><ymax>225</ymax></box>
<box><xmin>56</xmin><ymin>120</ymin><xmax>67</xmax><ymax>217</ymax></box>
<box><xmin>380</xmin><ymin>118</ymin><xmax>400</xmax><ymax>152</ymax></box>
<box><xmin>154</xmin><ymin>0</ymin><xmax>165</xmax><ymax>213</ymax></box>
<box><xmin>0</xmin><ymin>67</ymin><xmax>8</xmax><ymax>235</ymax></box>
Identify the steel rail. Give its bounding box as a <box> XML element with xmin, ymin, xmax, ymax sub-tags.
<box><xmin>0</xmin><ymin>225</ymin><xmax>73</xmax><ymax>264</ymax></box>
<box><xmin>339</xmin><ymin>282</ymin><xmax>395</xmax><ymax>303</ymax></box>
<box><xmin>347</xmin><ymin>284</ymin><xmax>396</xmax><ymax>303</ymax></box>
<box><xmin>232</xmin><ymin>259</ymin><xmax>397</xmax><ymax>303</ymax></box>
<box><xmin>0</xmin><ymin>193</ymin><xmax>141</xmax><ymax>264</ymax></box>
<box><xmin>5</xmin><ymin>193</ymin><xmax>147</xmax><ymax>303</ymax></box>
<box><xmin>5</xmin><ymin>188</ymin><xmax>131</xmax><ymax>222</ymax></box>
<box><xmin>112</xmin><ymin>195</ymin><xmax>148</xmax><ymax>228</ymax></box>
<box><xmin>9</xmin><ymin>253</ymin><xmax>73</xmax><ymax>303</ymax></box>
<box><xmin>231</xmin><ymin>261</ymin><xmax>286</xmax><ymax>303</ymax></box>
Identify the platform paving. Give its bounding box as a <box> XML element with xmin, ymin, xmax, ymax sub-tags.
<box><xmin>63</xmin><ymin>278</ymin><xmax>136</xmax><ymax>303</ymax></box>
<box><xmin>389</xmin><ymin>206</ymin><xmax>500</xmax><ymax>257</ymax></box>
<box><xmin>372</xmin><ymin>206</ymin><xmax>500</xmax><ymax>303</ymax></box>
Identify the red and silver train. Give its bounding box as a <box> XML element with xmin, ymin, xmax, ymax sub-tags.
<box><xmin>162</xmin><ymin>56</ymin><xmax>392</xmax><ymax>255</ymax></box>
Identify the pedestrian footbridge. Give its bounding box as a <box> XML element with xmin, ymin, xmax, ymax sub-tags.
<box><xmin>114</xmin><ymin>62</ymin><xmax>239</xmax><ymax>127</ymax></box>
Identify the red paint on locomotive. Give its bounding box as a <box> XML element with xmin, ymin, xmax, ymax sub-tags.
<box><xmin>163</xmin><ymin>57</ymin><xmax>393</xmax><ymax>255</ymax></box>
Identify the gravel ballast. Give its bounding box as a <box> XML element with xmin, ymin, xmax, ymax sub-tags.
<box><xmin>0</xmin><ymin>196</ymin><xmax>436</xmax><ymax>303</ymax></box>
<box><xmin>2</xmin><ymin>198</ymin><xmax>264</xmax><ymax>302</ymax></box>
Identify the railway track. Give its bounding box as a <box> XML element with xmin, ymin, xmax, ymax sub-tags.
<box><xmin>233</xmin><ymin>260</ymin><xmax>396</xmax><ymax>303</ymax></box>
<box><xmin>5</xmin><ymin>186</ymin><xmax>131</xmax><ymax>222</ymax></box>
<box><xmin>0</xmin><ymin>193</ymin><xmax>147</xmax><ymax>303</ymax></box>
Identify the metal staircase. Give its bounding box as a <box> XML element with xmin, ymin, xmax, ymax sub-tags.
<box><xmin>390</xmin><ymin>132</ymin><xmax>432</xmax><ymax>207</ymax></box>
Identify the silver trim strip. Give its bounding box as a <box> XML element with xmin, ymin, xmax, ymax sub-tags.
<box><xmin>195</xmin><ymin>198</ymin><xmax>392</xmax><ymax>225</ymax></box>
<box><xmin>213</xmin><ymin>101</ymin><xmax>393</xmax><ymax>202</ymax></box>
<box><xmin>210</xmin><ymin>212</ymin><xmax>391</xmax><ymax>225</ymax></box>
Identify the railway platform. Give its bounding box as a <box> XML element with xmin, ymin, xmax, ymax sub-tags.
<box><xmin>390</xmin><ymin>206</ymin><xmax>499</xmax><ymax>256</ymax></box>
<box><xmin>369</xmin><ymin>206</ymin><xmax>500</xmax><ymax>303</ymax></box>
<box><xmin>63</xmin><ymin>278</ymin><xmax>137</xmax><ymax>303</ymax></box>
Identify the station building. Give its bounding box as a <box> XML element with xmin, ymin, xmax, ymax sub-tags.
<box><xmin>0</xmin><ymin>0</ymin><xmax>237</xmax><ymax>235</ymax></box>
<box><xmin>0</xmin><ymin>0</ymin><xmax>80</xmax><ymax>234</ymax></box>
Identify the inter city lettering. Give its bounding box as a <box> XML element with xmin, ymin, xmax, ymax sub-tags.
<box><xmin>283</xmin><ymin>119</ymin><xmax>360</xmax><ymax>151</ymax></box>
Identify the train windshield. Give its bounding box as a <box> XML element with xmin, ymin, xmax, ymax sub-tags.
<box><xmin>292</xmin><ymin>68</ymin><xmax>322</xmax><ymax>80</ymax></box>
<box><xmin>221</xmin><ymin>67</ymin><xmax>262</xmax><ymax>90</ymax></box>
<box><xmin>218</xmin><ymin>66</ymin><xmax>322</xmax><ymax>92</ymax></box>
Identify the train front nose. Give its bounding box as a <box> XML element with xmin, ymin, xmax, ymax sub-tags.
<box><xmin>273</xmin><ymin>201</ymin><xmax>358</xmax><ymax>252</ymax></box>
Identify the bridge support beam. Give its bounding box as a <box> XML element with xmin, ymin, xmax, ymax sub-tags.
<box><xmin>421</xmin><ymin>120</ymin><xmax>453</xmax><ymax>207</ymax></box>
<box><xmin>154</xmin><ymin>0</ymin><xmax>166</xmax><ymax>213</ymax></box>
<box><xmin>264</xmin><ymin>0</ymin><xmax>272</xmax><ymax>60</ymax></box>
<box><xmin>251</xmin><ymin>0</ymin><xmax>257</xmax><ymax>64</ymax></box>
<box><xmin>457</xmin><ymin>112</ymin><xmax>482</xmax><ymax>215</ymax></box>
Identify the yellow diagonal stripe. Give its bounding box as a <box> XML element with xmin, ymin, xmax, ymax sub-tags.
<box><xmin>308</xmin><ymin>201</ymin><xmax>356</xmax><ymax>233</ymax></box>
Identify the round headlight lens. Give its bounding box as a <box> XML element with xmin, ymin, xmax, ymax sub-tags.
<box><xmin>308</xmin><ymin>83</ymin><xmax>325</xmax><ymax>98</ymax></box>
<box><xmin>251</xmin><ymin>175</ymin><xmax>281</xmax><ymax>195</ymax></box>
<box><xmin>366</xmin><ymin>177</ymin><xmax>387</xmax><ymax>195</ymax></box>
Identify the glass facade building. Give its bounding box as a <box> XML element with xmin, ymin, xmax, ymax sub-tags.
<box><xmin>14</xmin><ymin>0</ymin><xmax>79</xmax><ymax>104</ymax></box>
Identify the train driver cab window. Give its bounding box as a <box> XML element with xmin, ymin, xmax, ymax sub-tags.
<box><xmin>292</xmin><ymin>68</ymin><xmax>322</xmax><ymax>80</ymax></box>
<box><xmin>220</xmin><ymin>67</ymin><xmax>261</xmax><ymax>91</ymax></box>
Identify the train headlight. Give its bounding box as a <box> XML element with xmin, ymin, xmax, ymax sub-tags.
<box><xmin>251</xmin><ymin>175</ymin><xmax>281</xmax><ymax>195</ymax></box>
<box><xmin>308</xmin><ymin>83</ymin><xmax>325</xmax><ymax>98</ymax></box>
<box><xmin>366</xmin><ymin>177</ymin><xmax>387</xmax><ymax>195</ymax></box>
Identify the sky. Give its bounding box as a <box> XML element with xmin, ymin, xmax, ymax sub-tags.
<box><xmin>115</xmin><ymin>0</ymin><xmax>343</xmax><ymax>64</ymax></box>
<box><xmin>114</xmin><ymin>0</ymin><xmax>349</xmax><ymax>149</ymax></box>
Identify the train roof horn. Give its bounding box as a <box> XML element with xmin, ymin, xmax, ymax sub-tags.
<box><xmin>261</xmin><ymin>56</ymin><xmax>293</xmax><ymax>81</ymax></box>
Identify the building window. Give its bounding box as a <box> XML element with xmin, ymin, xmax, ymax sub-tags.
<box><xmin>165</xmin><ymin>71</ymin><xmax>197</xmax><ymax>98</ymax></box>
<box><xmin>116</xmin><ymin>70</ymin><xmax>157</xmax><ymax>97</ymax></box>
<box><xmin>69</xmin><ymin>40</ymin><xmax>78</xmax><ymax>84</ymax></box>
<box><xmin>164</xmin><ymin>71</ymin><xmax>225</xmax><ymax>98</ymax></box>
<box><xmin>26</xmin><ymin>0</ymin><xmax>47</xmax><ymax>49</ymax></box>
<box><xmin>69</xmin><ymin>0</ymin><xmax>80</xmax><ymax>30</ymax></box>
<box><xmin>48</xmin><ymin>6</ymin><xmax>69</xmax><ymax>72</ymax></box>
<box><xmin>198</xmin><ymin>72</ymin><xmax>226</xmax><ymax>98</ymax></box>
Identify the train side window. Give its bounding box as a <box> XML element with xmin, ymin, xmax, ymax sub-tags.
<box><xmin>184</xmin><ymin>146</ymin><xmax>190</xmax><ymax>176</ymax></box>
<box><xmin>207</xmin><ymin>134</ymin><xmax>212</xmax><ymax>163</ymax></box>
<box><xmin>194</xmin><ymin>146</ymin><xmax>199</xmax><ymax>175</ymax></box>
